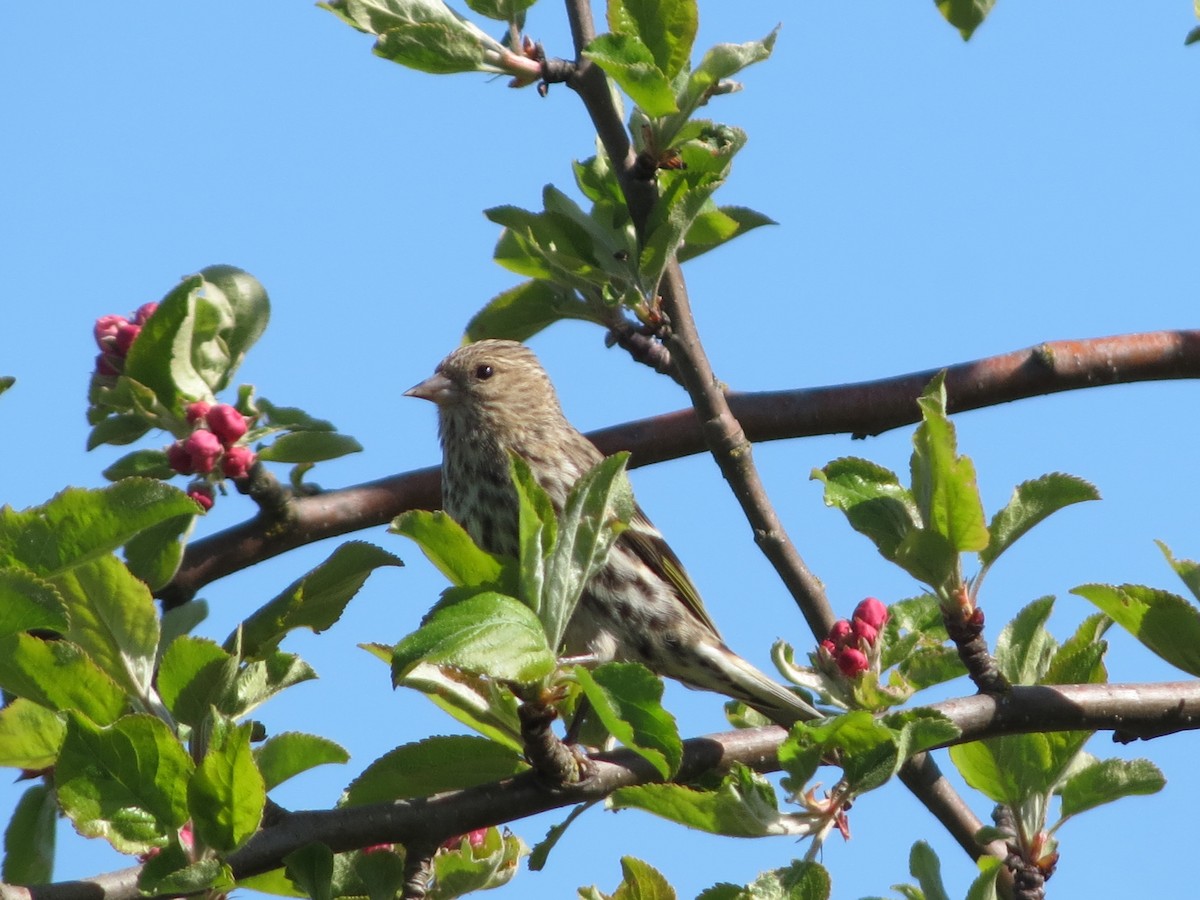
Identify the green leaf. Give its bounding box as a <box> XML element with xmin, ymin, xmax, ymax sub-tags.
<box><xmin>994</xmin><ymin>596</ymin><xmax>1056</xmax><ymax>685</ymax></box>
<box><xmin>0</xmin><ymin>569</ymin><xmax>68</xmax><ymax>637</ymax></box>
<box><xmin>140</xmin><ymin>850</ymin><xmax>235</xmax><ymax>895</ymax></box>
<box><xmin>392</xmin><ymin>659</ymin><xmax>523</xmax><ymax>750</ymax></box>
<box><xmin>608</xmin><ymin>0</ymin><xmax>697</xmax><ymax>79</ymax></box>
<box><xmin>319</xmin><ymin>0</ymin><xmax>510</xmax><ymax>76</ymax></box>
<box><xmin>0</xmin><ymin>633</ymin><xmax>126</xmax><ymax>725</ymax></box>
<box><xmin>3</xmin><ymin>783</ymin><xmax>56</xmax><ymax>884</ymax></box>
<box><xmin>539</xmin><ymin>453</ymin><xmax>635</xmax><ymax>651</ymax></box>
<box><xmin>909</xmin><ymin>841</ymin><xmax>951</xmax><ymax>900</ymax></box>
<box><xmin>639</xmin><ymin>169</ymin><xmax>727</xmax><ymax>296</ymax></box>
<box><xmin>965</xmin><ymin>857</ymin><xmax>1002</xmax><ymax>900</ymax></box>
<box><xmin>54</xmin><ymin>554</ymin><xmax>160</xmax><ymax>699</ymax></box>
<box><xmin>980</xmin><ymin>473</ymin><xmax>1099</xmax><ymax>568</ymax></box>
<box><xmin>392</xmin><ymin>511</ymin><xmax>506</xmax><ymax>589</ymax></box>
<box><xmin>948</xmin><ymin>730</ymin><xmax>1084</xmax><ymax>805</ymax></box>
<box><xmin>123</xmin><ymin>514</ymin><xmax>194</xmax><ymax>591</ymax></box>
<box><xmin>430</xmin><ymin>826</ymin><xmax>526</xmax><ymax>898</ymax></box>
<box><xmin>936</xmin><ymin>0</ymin><xmax>996</xmax><ymax>40</ymax></box>
<box><xmin>200</xmin><ymin>265</ymin><xmax>271</xmax><ymax>386</ymax></box>
<box><xmin>677</xmin><ymin>206</ymin><xmax>776</xmax><ymax>264</ymax></box>
<box><xmin>812</xmin><ymin>457</ymin><xmax>920</xmax><ymax>560</ymax></box>
<box><xmin>254</xmin><ymin>398</ymin><xmax>336</xmax><ymax>432</ymax></box>
<box><xmin>781</xmin><ymin>712</ymin><xmax>900</xmax><ymax>795</ymax></box>
<box><xmin>392</xmin><ymin>591</ymin><xmax>556</xmax><ymax>685</ymax></box>
<box><xmin>230</xmin><ymin>541</ymin><xmax>403</xmax><ymax>659</ymax></box>
<box><xmin>284</xmin><ymin>842</ymin><xmax>334</xmax><ymax>900</ymax></box>
<box><xmin>0</xmin><ymin>480</ymin><xmax>198</xmax><ymax>578</ymax></box>
<box><xmin>255</xmin><ymin>733</ymin><xmax>350</xmax><ymax>792</ymax></box>
<box><xmin>157</xmin><ymin>636</ymin><xmax>238</xmax><ymax>727</ymax></box>
<box><xmin>602</xmin><ymin>856</ymin><xmax>676</xmax><ymax>900</ymax></box>
<box><xmin>885</xmin><ymin>708</ymin><xmax>961</xmax><ymax>760</ymax></box>
<box><xmin>343</xmin><ymin>735</ymin><xmax>526</xmax><ymax>806</ymax></box>
<box><xmin>229</xmin><ymin>651</ymin><xmax>318</xmax><ymax>718</ymax></box>
<box><xmin>102</xmin><ymin>448</ymin><xmax>175</xmax><ymax>481</ymax></box>
<box><xmin>583</xmin><ymin>33</ymin><xmax>678</xmax><ymax>116</ymax></box>
<box><xmin>575</xmin><ymin>663</ymin><xmax>681</xmax><ymax>778</ymax></box>
<box><xmin>0</xmin><ymin>376</ymin><xmax>13</xmax><ymax>397</ymax></box>
<box><xmin>256</xmin><ymin>431</ymin><xmax>362</xmax><ymax>464</ymax></box>
<box><xmin>0</xmin><ymin>698</ymin><xmax>66</xmax><ymax>769</ymax></box>
<box><xmin>87</xmin><ymin>413</ymin><xmax>153</xmax><ymax>451</ymax></box>
<box><xmin>355</xmin><ymin>849</ymin><xmax>407</xmax><ymax>900</ymax></box>
<box><xmin>1072</xmin><ymin>583</ymin><xmax>1200</xmax><ymax>677</ymax></box>
<box><xmin>611</xmin><ymin>763</ymin><xmax>813</xmax><ymax>837</ymax></box>
<box><xmin>159</xmin><ymin>599</ymin><xmax>209</xmax><ymax>660</ymax></box>
<box><xmin>465</xmin><ymin>0</ymin><xmax>535</xmax><ymax>22</ymax></box>
<box><xmin>910</xmin><ymin>374</ymin><xmax>988</xmax><ymax>554</ymax></box>
<box><xmin>464</xmin><ymin>280</ymin><xmax>601</xmax><ymax>343</ymax></box>
<box><xmin>56</xmin><ymin>712</ymin><xmax>194</xmax><ymax>854</ymax></box>
<box><xmin>1157</xmin><ymin>540</ymin><xmax>1200</xmax><ymax>603</ymax></box>
<box><xmin>1056</xmin><ymin>757</ymin><xmax>1164</xmax><ymax>818</ymax></box>
<box><xmin>529</xmin><ymin>802</ymin><xmax>592</xmax><ymax>871</ymax></box>
<box><xmin>189</xmin><ymin>720</ymin><xmax>265</xmax><ymax>852</ymax></box>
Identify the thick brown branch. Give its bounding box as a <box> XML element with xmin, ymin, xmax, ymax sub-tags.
<box><xmin>158</xmin><ymin>329</ymin><xmax>1200</xmax><ymax>605</ymax></box>
<box><xmin>13</xmin><ymin>681</ymin><xmax>1200</xmax><ymax>900</ymax></box>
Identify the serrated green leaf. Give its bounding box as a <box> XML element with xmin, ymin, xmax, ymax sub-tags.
<box><xmin>354</xmin><ymin>849</ymin><xmax>407</xmax><ymax>900</ymax></box>
<box><xmin>948</xmin><ymin>729</ymin><xmax>1084</xmax><ymax>805</ymax></box>
<box><xmin>230</xmin><ymin>541</ymin><xmax>403</xmax><ymax>659</ymax></box>
<box><xmin>0</xmin><ymin>569</ymin><xmax>68</xmax><ymax>637</ymax></box>
<box><xmin>392</xmin><ymin>591</ymin><xmax>555</xmax><ymax>684</ymax></box>
<box><xmin>255</xmin><ymin>733</ymin><xmax>350</xmax><ymax>792</ymax></box>
<box><xmin>343</xmin><ymin>735</ymin><xmax>525</xmax><ymax>806</ymax></box>
<box><xmin>936</xmin><ymin>0</ymin><xmax>996</xmax><ymax>40</ymax></box>
<box><xmin>892</xmin><ymin>528</ymin><xmax>959</xmax><ymax>590</ymax></box>
<box><xmin>640</xmin><ymin>170</ymin><xmax>726</xmax><ymax>296</ymax></box>
<box><xmin>102</xmin><ymin>448</ymin><xmax>175</xmax><ymax>481</ymax></box>
<box><xmin>158</xmin><ymin>636</ymin><xmax>237</xmax><ymax>727</ymax></box>
<box><xmin>909</xmin><ymin>841</ymin><xmax>951</xmax><ymax>900</ymax></box>
<box><xmin>782</xmin><ymin>711</ymin><xmax>900</xmax><ymax>794</ymax></box>
<box><xmin>994</xmin><ymin>596</ymin><xmax>1056</xmax><ymax>685</ymax></box>
<box><xmin>0</xmin><ymin>698</ymin><xmax>66</xmax><ymax>769</ymax></box>
<box><xmin>1072</xmin><ymin>583</ymin><xmax>1200</xmax><ymax>676</ymax></box>
<box><xmin>430</xmin><ymin>826</ymin><xmax>525</xmax><ymax>899</ymax></box>
<box><xmin>158</xmin><ymin>599</ymin><xmax>209</xmax><ymax>661</ymax></box>
<box><xmin>87</xmin><ymin>414</ymin><xmax>153</xmax><ymax>451</ymax></box>
<box><xmin>885</xmin><ymin>708</ymin><xmax>961</xmax><ymax>759</ymax></box>
<box><xmin>0</xmin><ymin>480</ymin><xmax>198</xmax><ymax>578</ymax></box>
<box><xmin>1156</xmin><ymin>540</ymin><xmax>1200</xmax><ymax>603</ymax></box>
<box><xmin>189</xmin><ymin>720</ymin><xmax>265</xmax><ymax>852</ymax></box>
<box><xmin>719</xmin><ymin>861</ymin><xmax>831</xmax><ymax>900</ymax></box>
<box><xmin>980</xmin><ymin>474</ymin><xmax>1098</xmax><ymax>568</ymax></box>
<box><xmin>812</xmin><ymin>457</ymin><xmax>919</xmax><ymax>560</ymax></box>
<box><xmin>254</xmin><ymin>398</ymin><xmax>335</xmax><ymax>432</ymax></box>
<box><xmin>910</xmin><ymin>374</ymin><xmax>988</xmax><ymax>554</ymax></box>
<box><xmin>392</xmin><ymin>511</ymin><xmax>507</xmax><ymax>590</ymax></box>
<box><xmin>56</xmin><ymin>712</ymin><xmax>193</xmax><ymax>854</ymax></box>
<box><xmin>897</xmin><ymin>645</ymin><xmax>966</xmax><ymax>691</ymax></box>
<box><xmin>965</xmin><ymin>857</ymin><xmax>1002</xmax><ymax>900</ymax></box>
<box><xmin>529</xmin><ymin>802</ymin><xmax>592</xmax><ymax>871</ymax></box>
<box><xmin>575</xmin><ymin>663</ymin><xmax>681</xmax><ymax>778</ymax></box>
<box><xmin>0</xmin><ymin>633</ymin><xmax>126</xmax><ymax>724</ymax></box>
<box><xmin>3</xmin><ymin>783</ymin><xmax>56</xmax><ymax>884</ymax></box>
<box><xmin>256</xmin><ymin>431</ymin><xmax>362</xmax><ymax>464</ymax></box>
<box><xmin>284</xmin><ymin>842</ymin><xmax>334</xmax><ymax>900</ymax></box>
<box><xmin>464</xmin><ymin>280</ymin><xmax>601</xmax><ymax>343</ymax></box>
<box><xmin>1056</xmin><ymin>757</ymin><xmax>1164</xmax><ymax>818</ymax></box>
<box><xmin>392</xmin><ymin>660</ymin><xmax>524</xmax><ymax>750</ymax></box>
<box><xmin>605</xmin><ymin>856</ymin><xmax>676</xmax><ymax>900</ymax></box>
<box><xmin>123</xmin><ymin>514</ymin><xmax>193</xmax><ymax>591</ymax></box>
<box><xmin>677</xmin><ymin>206</ymin><xmax>776</xmax><ymax>263</ymax></box>
<box><xmin>230</xmin><ymin>651</ymin><xmax>318</xmax><ymax>718</ymax></box>
<box><xmin>611</xmin><ymin>763</ymin><xmax>811</xmax><ymax>837</ymax></box>
<box><xmin>140</xmin><ymin>849</ymin><xmax>235</xmax><ymax>895</ymax></box>
<box><xmin>608</xmin><ymin>0</ymin><xmax>697</xmax><ymax>79</ymax></box>
<box><xmin>511</xmin><ymin>455</ymin><xmax>557</xmax><ymax>619</ymax></box>
<box><xmin>583</xmin><ymin>33</ymin><xmax>678</xmax><ymax>116</ymax></box>
<box><xmin>54</xmin><ymin>554</ymin><xmax>159</xmax><ymax>699</ymax></box>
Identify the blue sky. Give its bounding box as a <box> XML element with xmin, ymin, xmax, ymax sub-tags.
<box><xmin>2</xmin><ymin>1</ymin><xmax>1198</xmax><ymax>897</ymax></box>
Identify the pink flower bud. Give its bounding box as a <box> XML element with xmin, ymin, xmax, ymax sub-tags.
<box><xmin>819</xmin><ymin>639</ymin><xmax>837</xmax><ymax>657</ymax></box>
<box><xmin>361</xmin><ymin>843</ymin><xmax>396</xmax><ymax>855</ymax></box>
<box><xmin>134</xmin><ymin>302</ymin><xmax>159</xmax><ymax>324</ymax></box>
<box><xmin>221</xmin><ymin>445</ymin><xmax>256</xmax><ymax>479</ymax></box>
<box><xmin>440</xmin><ymin>829</ymin><xmax>488</xmax><ymax>852</ymax></box>
<box><xmin>183</xmin><ymin>430</ymin><xmax>223</xmax><ymax>474</ymax></box>
<box><xmin>836</xmin><ymin>648</ymin><xmax>869</xmax><ymax>677</ymax></box>
<box><xmin>94</xmin><ymin>352</ymin><xmax>121</xmax><ymax>377</ymax></box>
<box><xmin>827</xmin><ymin>619</ymin><xmax>852</xmax><ymax>647</ymax></box>
<box><xmin>853</xmin><ymin>597</ymin><xmax>889</xmax><ymax>631</ymax></box>
<box><xmin>851</xmin><ymin>619</ymin><xmax>879</xmax><ymax>647</ymax></box>
<box><xmin>185</xmin><ymin>401</ymin><xmax>212</xmax><ymax>424</ymax></box>
<box><xmin>187</xmin><ymin>484</ymin><xmax>214</xmax><ymax>512</ymax></box>
<box><xmin>207</xmin><ymin>404</ymin><xmax>248</xmax><ymax>445</ymax></box>
<box><xmin>93</xmin><ymin>314</ymin><xmax>126</xmax><ymax>350</ymax></box>
<box><xmin>166</xmin><ymin>441</ymin><xmax>195</xmax><ymax>475</ymax></box>
<box><xmin>114</xmin><ymin>322</ymin><xmax>141</xmax><ymax>356</ymax></box>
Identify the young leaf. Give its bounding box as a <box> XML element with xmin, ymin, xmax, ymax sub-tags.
<box><xmin>2</xmin><ymin>783</ymin><xmax>56</xmax><ymax>885</ymax></box>
<box><xmin>1072</xmin><ymin>583</ymin><xmax>1200</xmax><ymax>677</ymax></box>
<box><xmin>781</xmin><ymin>711</ymin><xmax>900</xmax><ymax>795</ymax></box>
<box><xmin>355</xmin><ymin>849</ymin><xmax>407</xmax><ymax>900</ymax></box>
<box><xmin>812</xmin><ymin>457</ymin><xmax>919</xmax><ymax>560</ymax></box>
<box><xmin>189</xmin><ymin>720</ymin><xmax>265</xmax><ymax>852</ymax></box>
<box><xmin>102</xmin><ymin>448</ymin><xmax>175</xmax><ymax>481</ymax></box>
<box><xmin>1157</xmin><ymin>540</ymin><xmax>1200</xmax><ymax>603</ymax></box>
<box><xmin>597</xmin><ymin>856</ymin><xmax>677</xmax><ymax>900</ymax></box>
<box><xmin>965</xmin><ymin>857</ymin><xmax>1003</xmax><ymax>900</ymax></box>
<box><xmin>392</xmin><ymin>511</ymin><xmax>508</xmax><ymax>590</ymax></box>
<box><xmin>56</xmin><ymin>712</ymin><xmax>194</xmax><ymax>854</ymax></box>
<box><xmin>980</xmin><ymin>474</ymin><xmax>1099</xmax><ymax>568</ymax></box>
<box><xmin>673</xmin><ymin>29</ymin><xmax>778</xmax><ymax>127</ymax></box>
<box><xmin>341</xmin><ymin>736</ymin><xmax>526</xmax><ymax>806</ymax></box>
<box><xmin>464</xmin><ymin>280</ymin><xmax>601</xmax><ymax>343</ymax></box>
<box><xmin>431</xmin><ymin>826</ymin><xmax>526</xmax><ymax>898</ymax></box>
<box><xmin>140</xmin><ymin>851</ymin><xmax>235</xmax><ymax>895</ymax></box>
<box><xmin>511</xmin><ymin>454</ymin><xmax>558</xmax><ymax>618</ymax></box>
<box><xmin>86</xmin><ymin>414</ymin><xmax>153</xmax><ymax>452</ymax></box>
<box><xmin>909</xmin><ymin>841</ymin><xmax>951</xmax><ymax>900</ymax></box>
<box><xmin>610</xmin><ymin>763</ymin><xmax>814</xmax><ymax>837</ymax></box>
<box><xmin>0</xmin><ymin>569</ymin><xmax>68</xmax><ymax>636</ymax></box>
<box><xmin>254</xmin><ymin>733</ymin><xmax>350</xmax><ymax>792</ymax></box>
<box><xmin>229</xmin><ymin>541</ymin><xmax>403</xmax><ymax>660</ymax></box>
<box><xmin>676</xmin><ymin>205</ymin><xmax>776</xmax><ymax>263</ymax></box>
<box><xmin>994</xmin><ymin>596</ymin><xmax>1056</xmax><ymax>685</ymax></box>
<box><xmin>574</xmin><ymin>662</ymin><xmax>682</xmax><ymax>778</ymax></box>
<box><xmin>583</xmin><ymin>33</ymin><xmax>678</xmax><ymax>116</ymax></box>
<box><xmin>0</xmin><ymin>633</ymin><xmax>126</xmax><ymax>725</ymax></box>
<box><xmin>528</xmin><ymin>802</ymin><xmax>593</xmax><ymax>871</ymax></box>
<box><xmin>392</xmin><ymin>591</ymin><xmax>556</xmax><ymax>685</ymax></box>
<box><xmin>608</xmin><ymin>0</ymin><xmax>697</xmax><ymax>80</ymax></box>
<box><xmin>539</xmin><ymin>453</ymin><xmax>635</xmax><ymax>651</ymax></box>
<box><xmin>948</xmin><ymin>729</ymin><xmax>1086</xmax><ymax>805</ymax></box>
<box><xmin>936</xmin><ymin>0</ymin><xmax>996</xmax><ymax>40</ymax></box>
<box><xmin>392</xmin><ymin>660</ymin><xmax>524</xmax><ymax>750</ymax></box>
<box><xmin>157</xmin><ymin>636</ymin><xmax>237</xmax><ymax>727</ymax></box>
<box><xmin>0</xmin><ymin>698</ymin><xmax>66</xmax><ymax>769</ymax></box>
<box><xmin>1056</xmin><ymin>757</ymin><xmax>1164</xmax><ymax>818</ymax></box>
<box><xmin>123</xmin><ymin>514</ymin><xmax>193</xmax><ymax>591</ymax></box>
<box><xmin>284</xmin><ymin>842</ymin><xmax>334</xmax><ymax>900</ymax></box>
<box><xmin>639</xmin><ymin>170</ymin><xmax>726</xmax><ymax>297</ymax></box>
<box><xmin>910</xmin><ymin>374</ymin><xmax>988</xmax><ymax>555</ymax></box>
<box><xmin>256</xmin><ymin>431</ymin><xmax>363</xmax><ymax>464</ymax></box>
<box><xmin>228</xmin><ymin>651</ymin><xmax>318</xmax><ymax>718</ymax></box>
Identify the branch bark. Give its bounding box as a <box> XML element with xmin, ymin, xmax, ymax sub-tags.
<box><xmin>12</xmin><ymin>681</ymin><xmax>1199</xmax><ymax>900</ymax></box>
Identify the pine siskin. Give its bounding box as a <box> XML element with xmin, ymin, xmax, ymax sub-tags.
<box><xmin>406</xmin><ymin>339</ymin><xmax>820</xmax><ymax>726</ymax></box>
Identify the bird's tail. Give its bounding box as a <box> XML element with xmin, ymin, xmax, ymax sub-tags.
<box><xmin>687</xmin><ymin>642</ymin><xmax>822</xmax><ymax>726</ymax></box>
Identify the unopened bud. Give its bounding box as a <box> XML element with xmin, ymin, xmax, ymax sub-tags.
<box><xmin>133</xmin><ymin>302</ymin><xmax>158</xmax><ymax>324</ymax></box>
<box><xmin>93</xmin><ymin>314</ymin><xmax>126</xmax><ymax>350</ymax></box>
<box><xmin>166</xmin><ymin>441</ymin><xmax>194</xmax><ymax>475</ymax></box>
<box><xmin>186</xmin><ymin>483</ymin><xmax>214</xmax><ymax>512</ymax></box>
<box><xmin>114</xmin><ymin>322</ymin><xmax>141</xmax><ymax>356</ymax></box>
<box><xmin>185</xmin><ymin>401</ymin><xmax>212</xmax><ymax>424</ymax></box>
<box><xmin>207</xmin><ymin>404</ymin><xmax>248</xmax><ymax>445</ymax></box>
<box><xmin>853</xmin><ymin>597</ymin><xmax>889</xmax><ymax>631</ymax></box>
<box><xmin>836</xmin><ymin>648</ymin><xmax>869</xmax><ymax>677</ymax></box>
<box><xmin>221</xmin><ymin>445</ymin><xmax>256</xmax><ymax>479</ymax></box>
<box><xmin>183</xmin><ymin>430</ymin><xmax>222</xmax><ymax>474</ymax></box>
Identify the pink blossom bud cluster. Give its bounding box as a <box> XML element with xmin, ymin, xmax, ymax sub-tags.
<box><xmin>819</xmin><ymin>597</ymin><xmax>889</xmax><ymax>678</ymax></box>
<box><xmin>92</xmin><ymin>303</ymin><xmax>158</xmax><ymax>377</ymax></box>
<box><xmin>167</xmin><ymin>402</ymin><xmax>256</xmax><ymax>511</ymax></box>
<box><xmin>439</xmin><ymin>829</ymin><xmax>489</xmax><ymax>852</ymax></box>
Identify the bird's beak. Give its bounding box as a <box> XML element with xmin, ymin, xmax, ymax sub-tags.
<box><xmin>404</xmin><ymin>372</ymin><xmax>457</xmax><ymax>406</ymax></box>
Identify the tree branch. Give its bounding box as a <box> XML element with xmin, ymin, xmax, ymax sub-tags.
<box><xmin>14</xmin><ymin>681</ymin><xmax>1199</xmax><ymax>900</ymax></box>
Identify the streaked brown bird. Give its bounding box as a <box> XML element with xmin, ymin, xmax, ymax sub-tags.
<box><xmin>406</xmin><ymin>339</ymin><xmax>819</xmax><ymax>725</ymax></box>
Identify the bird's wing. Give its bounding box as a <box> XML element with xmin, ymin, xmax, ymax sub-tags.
<box><xmin>622</xmin><ymin>505</ymin><xmax>723</xmax><ymax>638</ymax></box>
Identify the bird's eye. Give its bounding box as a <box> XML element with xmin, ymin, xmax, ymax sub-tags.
<box><xmin>474</xmin><ymin>364</ymin><xmax>494</xmax><ymax>380</ymax></box>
